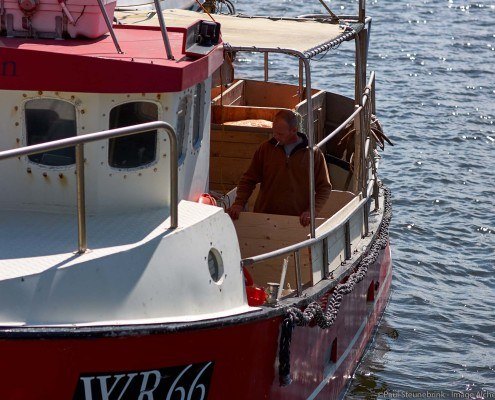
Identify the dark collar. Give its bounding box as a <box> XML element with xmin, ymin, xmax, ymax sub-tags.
<box><xmin>269</xmin><ymin>133</ymin><xmax>309</xmax><ymax>155</ymax></box>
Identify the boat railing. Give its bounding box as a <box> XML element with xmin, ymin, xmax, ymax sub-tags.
<box><xmin>0</xmin><ymin>121</ymin><xmax>178</xmax><ymax>255</ymax></box>
<box><xmin>241</xmin><ymin>72</ymin><xmax>379</xmax><ymax>297</ymax></box>
<box><xmin>316</xmin><ymin>71</ymin><xmax>375</xmax><ymax>149</ymax></box>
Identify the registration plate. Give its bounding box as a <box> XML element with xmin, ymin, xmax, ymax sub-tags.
<box><xmin>73</xmin><ymin>361</ymin><xmax>214</xmax><ymax>400</ymax></box>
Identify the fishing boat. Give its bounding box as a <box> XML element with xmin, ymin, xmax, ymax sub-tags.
<box><xmin>0</xmin><ymin>0</ymin><xmax>392</xmax><ymax>399</ymax></box>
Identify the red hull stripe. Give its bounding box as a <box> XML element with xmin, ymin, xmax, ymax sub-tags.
<box><xmin>0</xmin><ymin>26</ymin><xmax>224</xmax><ymax>93</ymax></box>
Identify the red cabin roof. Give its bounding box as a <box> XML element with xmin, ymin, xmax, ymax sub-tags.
<box><xmin>0</xmin><ymin>24</ymin><xmax>224</xmax><ymax>93</ymax></box>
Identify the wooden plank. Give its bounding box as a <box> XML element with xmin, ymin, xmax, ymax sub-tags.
<box><xmin>295</xmin><ymin>90</ymin><xmax>326</xmax><ymax>138</ymax></box>
<box><xmin>243</xmin><ymin>80</ymin><xmax>310</xmax><ymax>109</ymax></box>
<box><xmin>329</xmin><ymin>164</ymin><xmax>352</xmax><ymax>192</ymax></box>
<box><xmin>211</xmin><ymin>129</ymin><xmax>270</xmax><ymax>144</ymax></box>
<box><xmin>212</xmin><ymin>105</ymin><xmax>287</xmax><ymax>124</ymax></box>
<box><xmin>318</xmin><ymin>190</ymin><xmax>356</xmax><ymax>219</ymax></box>
<box><xmin>210</xmin><ymin>141</ymin><xmax>260</xmax><ymax>159</ymax></box>
<box><xmin>316</xmin><ymin>196</ymin><xmax>360</xmax><ymax>238</ymax></box>
<box><xmin>243</xmin><ymin>251</ymin><xmax>312</xmax><ymax>290</ymax></box>
<box><xmin>211</xmin><ymin>86</ymin><xmax>222</xmax><ymax>101</ymax></box>
<box><xmin>326</xmin><ymin>228</ymin><xmax>347</xmax><ymax>275</ymax></box>
<box><xmin>349</xmin><ymin>206</ymin><xmax>364</xmax><ymax>246</ymax></box>
<box><xmin>310</xmin><ymin>240</ymin><xmax>324</xmax><ymax>285</ymax></box>
<box><xmin>243</xmin><ymin>80</ymin><xmax>318</xmax><ymax>108</ymax></box>
<box><xmin>210</xmin><ymin>157</ymin><xmax>251</xmax><ymax>185</ymax></box>
<box><xmin>234</xmin><ymin>212</ymin><xmax>326</xmax><ymax>288</ymax></box>
<box><xmin>211</xmin><ymin>80</ymin><xmax>245</xmax><ymax>106</ymax></box>
<box><xmin>234</xmin><ymin>213</ymin><xmax>324</xmax><ymax>241</ymax></box>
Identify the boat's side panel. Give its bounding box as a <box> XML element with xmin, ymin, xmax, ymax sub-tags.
<box><xmin>0</xmin><ymin>317</ymin><xmax>280</xmax><ymax>400</ymax></box>
<box><xmin>0</xmin><ymin>248</ymin><xmax>391</xmax><ymax>400</ymax></box>
<box><xmin>270</xmin><ymin>243</ymin><xmax>392</xmax><ymax>400</ymax></box>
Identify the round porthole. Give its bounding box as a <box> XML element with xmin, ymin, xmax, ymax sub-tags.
<box><xmin>208</xmin><ymin>248</ymin><xmax>224</xmax><ymax>283</ymax></box>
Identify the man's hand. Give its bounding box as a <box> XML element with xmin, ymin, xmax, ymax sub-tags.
<box><xmin>228</xmin><ymin>204</ymin><xmax>244</xmax><ymax>220</ymax></box>
<box><xmin>300</xmin><ymin>210</ymin><xmax>311</xmax><ymax>227</ymax></box>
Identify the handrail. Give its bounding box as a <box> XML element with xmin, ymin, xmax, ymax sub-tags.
<box><xmin>241</xmin><ymin>175</ymin><xmax>376</xmax><ymax>267</ymax></box>
<box><xmin>241</xmin><ymin>194</ymin><xmax>369</xmax><ymax>267</ymax></box>
<box><xmin>0</xmin><ymin>121</ymin><xmax>178</xmax><ymax>253</ymax></box>
<box><xmin>316</xmin><ymin>71</ymin><xmax>375</xmax><ymax>149</ymax></box>
<box><xmin>316</xmin><ymin>105</ymin><xmax>362</xmax><ymax>149</ymax></box>
<box><xmin>362</xmin><ymin>71</ymin><xmax>375</xmax><ymax>104</ymax></box>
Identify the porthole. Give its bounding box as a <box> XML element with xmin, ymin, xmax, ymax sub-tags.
<box><xmin>208</xmin><ymin>248</ymin><xmax>224</xmax><ymax>283</ymax></box>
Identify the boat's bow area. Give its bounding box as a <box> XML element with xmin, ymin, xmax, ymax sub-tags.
<box><xmin>0</xmin><ymin>201</ymin><xmax>249</xmax><ymax>327</ymax></box>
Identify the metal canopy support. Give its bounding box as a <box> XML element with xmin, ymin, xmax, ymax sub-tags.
<box><xmin>294</xmin><ymin>250</ymin><xmax>303</xmax><ymax>296</ymax></box>
<box><xmin>355</xmin><ymin>26</ymin><xmax>370</xmax><ymax>237</ymax></box>
<box><xmin>298</xmin><ymin>59</ymin><xmax>304</xmax><ymax>102</ymax></box>
<box><xmin>302</xmin><ymin>56</ymin><xmax>316</xmax><ymax>239</ymax></box>
<box><xmin>96</xmin><ymin>0</ymin><xmax>123</xmax><ymax>54</ymax></box>
<box><xmin>153</xmin><ymin>0</ymin><xmax>175</xmax><ymax>60</ymax></box>
<box><xmin>264</xmin><ymin>53</ymin><xmax>269</xmax><ymax>82</ymax></box>
<box><xmin>359</xmin><ymin>0</ymin><xmax>366</xmax><ymax>23</ymax></box>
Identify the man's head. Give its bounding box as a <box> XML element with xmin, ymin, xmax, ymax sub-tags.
<box><xmin>273</xmin><ymin>110</ymin><xmax>299</xmax><ymax>146</ymax></box>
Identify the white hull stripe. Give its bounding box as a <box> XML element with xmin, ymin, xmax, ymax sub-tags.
<box><xmin>306</xmin><ymin>258</ymin><xmax>392</xmax><ymax>400</ymax></box>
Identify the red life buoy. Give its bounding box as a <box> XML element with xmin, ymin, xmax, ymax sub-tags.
<box><xmin>198</xmin><ymin>193</ymin><xmax>217</xmax><ymax>206</ymax></box>
<box><xmin>243</xmin><ymin>267</ymin><xmax>266</xmax><ymax>306</ymax></box>
<box><xmin>245</xmin><ymin>286</ymin><xmax>267</xmax><ymax>306</ymax></box>
<box><xmin>243</xmin><ymin>267</ymin><xmax>254</xmax><ymax>287</ymax></box>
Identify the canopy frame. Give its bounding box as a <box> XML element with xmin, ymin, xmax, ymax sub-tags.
<box><xmin>221</xmin><ymin>15</ymin><xmax>370</xmax><ymax>238</ymax></box>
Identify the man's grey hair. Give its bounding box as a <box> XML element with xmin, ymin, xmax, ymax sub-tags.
<box><xmin>274</xmin><ymin>109</ymin><xmax>300</xmax><ymax>130</ymax></box>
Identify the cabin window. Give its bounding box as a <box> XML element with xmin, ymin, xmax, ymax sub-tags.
<box><xmin>176</xmin><ymin>95</ymin><xmax>191</xmax><ymax>161</ymax></box>
<box><xmin>25</xmin><ymin>99</ymin><xmax>77</xmax><ymax>166</ymax></box>
<box><xmin>192</xmin><ymin>83</ymin><xmax>205</xmax><ymax>147</ymax></box>
<box><xmin>108</xmin><ymin>102</ymin><xmax>158</xmax><ymax>169</ymax></box>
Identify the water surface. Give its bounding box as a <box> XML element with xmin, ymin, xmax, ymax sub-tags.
<box><xmin>231</xmin><ymin>0</ymin><xmax>495</xmax><ymax>398</ymax></box>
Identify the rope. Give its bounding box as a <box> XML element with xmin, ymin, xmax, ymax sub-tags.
<box><xmin>278</xmin><ymin>184</ymin><xmax>393</xmax><ymax>386</ymax></box>
<box><xmin>317</xmin><ymin>0</ymin><xmax>339</xmax><ymax>21</ymax></box>
<box><xmin>194</xmin><ymin>0</ymin><xmax>216</xmax><ymax>22</ymax></box>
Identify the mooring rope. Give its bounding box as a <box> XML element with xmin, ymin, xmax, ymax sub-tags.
<box><xmin>278</xmin><ymin>184</ymin><xmax>392</xmax><ymax>386</ymax></box>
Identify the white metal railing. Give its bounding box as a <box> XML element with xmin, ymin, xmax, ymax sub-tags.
<box><xmin>0</xmin><ymin>121</ymin><xmax>178</xmax><ymax>254</ymax></box>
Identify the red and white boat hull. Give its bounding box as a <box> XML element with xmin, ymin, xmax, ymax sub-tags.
<box><xmin>0</xmin><ymin>243</ymin><xmax>391</xmax><ymax>400</ymax></box>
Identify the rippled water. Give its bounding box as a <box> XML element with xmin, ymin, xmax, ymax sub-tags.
<box><xmin>231</xmin><ymin>0</ymin><xmax>495</xmax><ymax>398</ymax></box>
